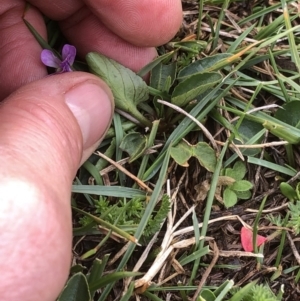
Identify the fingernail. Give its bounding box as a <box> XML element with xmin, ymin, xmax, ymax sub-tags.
<box><xmin>65</xmin><ymin>81</ymin><xmax>113</xmax><ymax>148</ymax></box>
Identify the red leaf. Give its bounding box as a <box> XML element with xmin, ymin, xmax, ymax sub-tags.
<box><xmin>241</xmin><ymin>226</ymin><xmax>267</xmax><ymax>252</ymax></box>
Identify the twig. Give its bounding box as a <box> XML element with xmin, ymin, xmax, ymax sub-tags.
<box><xmin>192</xmin><ymin>241</ymin><xmax>219</xmax><ymax>301</ymax></box>
<box><xmin>287</xmin><ymin>232</ymin><xmax>300</xmax><ymax>266</ymax></box>
<box><xmin>95</xmin><ymin>151</ymin><xmax>152</xmax><ymax>193</ymax></box>
<box><xmin>157</xmin><ymin>99</ymin><xmax>219</xmax><ymax>152</ymax></box>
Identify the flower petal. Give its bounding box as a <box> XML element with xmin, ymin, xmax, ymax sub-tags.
<box><xmin>41</xmin><ymin>49</ymin><xmax>61</xmax><ymax>68</ymax></box>
<box><xmin>241</xmin><ymin>226</ymin><xmax>267</xmax><ymax>252</ymax></box>
<box><xmin>61</xmin><ymin>44</ymin><xmax>76</xmax><ymax>65</ymax></box>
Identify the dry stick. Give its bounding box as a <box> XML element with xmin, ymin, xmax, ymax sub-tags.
<box><xmin>156</xmin><ymin>99</ymin><xmax>218</xmax><ymax>152</ymax></box>
<box><xmin>215</xmin><ymin>140</ymin><xmax>289</xmax><ymax>148</ymax></box>
<box><xmin>286</xmin><ymin>232</ymin><xmax>300</xmax><ymax>266</ymax></box>
<box><xmin>99</xmin><ymin>145</ymin><xmax>163</xmax><ymax>175</ymax></box>
<box><xmin>192</xmin><ymin>241</ymin><xmax>220</xmax><ymax>301</ymax></box>
<box><xmin>134</xmin><ymin>207</ymin><xmax>197</xmax><ymax>289</ymax></box>
<box><xmin>108</xmin><ymin>241</ymin><xmax>130</xmax><ymax>266</ymax></box>
<box><xmin>171</xmin><ymin>169</ymin><xmax>188</xmax><ymax>222</ymax></box>
<box><xmin>173</xmin><ymin>214</ymin><xmax>247</xmax><ymax>237</ymax></box>
<box><xmin>123</xmin><ymin>231</ymin><xmax>161</xmax><ymax>293</ymax></box>
<box><xmin>212</xmin><ymin>250</ymin><xmax>263</xmax><ymax>258</ymax></box>
<box><xmin>246</xmin><ymin>203</ymin><xmax>289</xmax><ymax>213</ymax></box>
<box><xmin>95</xmin><ymin>151</ymin><xmax>152</xmax><ymax>193</ymax></box>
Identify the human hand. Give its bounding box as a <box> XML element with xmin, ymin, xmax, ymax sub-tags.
<box><xmin>0</xmin><ymin>1</ymin><xmax>182</xmax><ymax>301</ymax></box>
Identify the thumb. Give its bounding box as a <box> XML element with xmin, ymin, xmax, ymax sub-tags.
<box><xmin>0</xmin><ymin>72</ymin><xmax>113</xmax><ymax>301</ymax></box>
<box><xmin>2</xmin><ymin>71</ymin><xmax>114</xmax><ymax>184</ymax></box>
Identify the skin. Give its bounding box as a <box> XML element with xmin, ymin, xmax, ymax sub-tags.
<box><xmin>0</xmin><ymin>1</ymin><xmax>182</xmax><ymax>301</ymax></box>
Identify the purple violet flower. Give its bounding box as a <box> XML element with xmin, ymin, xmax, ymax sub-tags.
<box><xmin>41</xmin><ymin>44</ymin><xmax>76</xmax><ymax>72</ymax></box>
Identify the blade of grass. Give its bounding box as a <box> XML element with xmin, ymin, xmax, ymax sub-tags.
<box><xmin>72</xmin><ymin>185</ymin><xmax>146</xmax><ymax>198</ymax></box>
<box><xmin>253</xmin><ymin>195</ymin><xmax>267</xmax><ymax>255</ymax></box>
<box><xmin>281</xmin><ymin>0</ymin><xmax>300</xmax><ymax>72</ymax></box>
<box><xmin>113</xmin><ymin>113</ymin><xmax>126</xmax><ymax>184</ymax></box>
<box><xmin>97</xmin><ymin>148</ymin><xmax>170</xmax><ymax>301</ymax></box>
<box><xmin>72</xmin><ymin>207</ymin><xmax>139</xmax><ymax>244</ymax></box>
<box><xmin>189</xmin><ymin>141</ymin><xmax>229</xmax><ymax>284</ymax></box>
<box><xmin>247</xmin><ymin>157</ymin><xmax>296</xmax><ymax>177</ymax></box>
<box><xmin>144</xmin><ymin>77</ymin><xmax>236</xmax><ymax>181</ymax></box>
<box><xmin>212</xmin><ymin>0</ymin><xmax>230</xmax><ymax>50</ymax></box>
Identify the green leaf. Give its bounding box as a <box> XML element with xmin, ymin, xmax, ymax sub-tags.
<box><xmin>171</xmin><ymin>72</ymin><xmax>222</xmax><ymax>107</ymax></box>
<box><xmin>138</xmin><ymin>50</ymin><xmax>176</xmax><ymax>77</ymax></box>
<box><xmin>87</xmin><ymin>257</ymin><xmax>109</xmax><ymax>298</ymax></box>
<box><xmin>296</xmin><ymin>182</ymin><xmax>300</xmax><ymax>200</ymax></box>
<box><xmin>223</xmin><ymin>188</ymin><xmax>238</xmax><ymax>208</ymax></box>
<box><xmin>262</xmin><ymin>120</ymin><xmax>300</xmax><ymax>144</ymax></box>
<box><xmin>150</xmin><ymin>62</ymin><xmax>177</xmax><ymax>93</ymax></box>
<box><xmin>170</xmin><ymin>140</ymin><xmax>192</xmax><ymax>166</ymax></box>
<box><xmin>234</xmin><ymin>119</ymin><xmax>264</xmax><ymax>156</ymax></box>
<box><xmin>231</xmin><ymin>180</ymin><xmax>253</xmax><ymax>192</ymax></box>
<box><xmin>89</xmin><ymin>271</ymin><xmax>142</xmax><ymax>291</ymax></box>
<box><xmin>279</xmin><ymin>182</ymin><xmax>297</xmax><ymax>201</ymax></box>
<box><xmin>119</xmin><ymin>132</ymin><xmax>147</xmax><ymax>163</ymax></box>
<box><xmin>170</xmin><ymin>141</ymin><xmax>217</xmax><ymax>171</ymax></box>
<box><xmin>228</xmin><ymin>281</ymin><xmax>257</xmax><ymax>301</ymax></box>
<box><xmin>86</xmin><ymin>52</ymin><xmax>151</xmax><ymax>126</ymax></box>
<box><xmin>193</xmin><ymin>142</ymin><xmax>217</xmax><ymax>172</ymax></box>
<box><xmin>274</xmin><ymin>101</ymin><xmax>300</xmax><ymax>129</ymax></box>
<box><xmin>232</xmin><ymin>161</ymin><xmax>247</xmax><ymax>180</ymax></box>
<box><xmin>225</xmin><ymin>161</ymin><xmax>246</xmax><ymax>181</ymax></box>
<box><xmin>234</xmin><ymin>190</ymin><xmax>252</xmax><ymax>200</ymax></box>
<box><xmin>178</xmin><ymin>53</ymin><xmax>232</xmax><ymax>80</ymax></box>
<box><xmin>57</xmin><ymin>273</ymin><xmax>91</xmax><ymax>301</ymax></box>
<box><xmin>199</xmin><ymin>289</ymin><xmax>216</xmax><ymax>301</ymax></box>
<box><xmin>179</xmin><ymin>245</ymin><xmax>210</xmax><ymax>266</ymax></box>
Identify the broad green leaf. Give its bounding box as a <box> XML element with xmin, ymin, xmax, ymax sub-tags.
<box><xmin>223</xmin><ymin>188</ymin><xmax>238</xmax><ymax>208</ymax></box>
<box><xmin>279</xmin><ymin>182</ymin><xmax>297</xmax><ymax>201</ymax></box>
<box><xmin>119</xmin><ymin>132</ymin><xmax>147</xmax><ymax>163</ymax></box>
<box><xmin>234</xmin><ymin>119</ymin><xmax>263</xmax><ymax>156</ymax></box>
<box><xmin>178</xmin><ymin>53</ymin><xmax>232</xmax><ymax>80</ymax></box>
<box><xmin>170</xmin><ymin>140</ymin><xmax>192</xmax><ymax>167</ymax></box>
<box><xmin>193</xmin><ymin>142</ymin><xmax>217</xmax><ymax>172</ymax></box>
<box><xmin>86</xmin><ymin>52</ymin><xmax>150</xmax><ymax>126</ymax></box>
<box><xmin>235</xmin><ymin>190</ymin><xmax>252</xmax><ymax>200</ymax></box>
<box><xmin>150</xmin><ymin>62</ymin><xmax>177</xmax><ymax>93</ymax></box>
<box><xmin>57</xmin><ymin>273</ymin><xmax>91</xmax><ymax>301</ymax></box>
<box><xmin>231</xmin><ymin>180</ymin><xmax>253</xmax><ymax>192</ymax></box>
<box><xmin>232</xmin><ymin>161</ymin><xmax>247</xmax><ymax>180</ymax></box>
<box><xmin>225</xmin><ymin>161</ymin><xmax>247</xmax><ymax>181</ymax></box>
<box><xmin>170</xmin><ymin>141</ymin><xmax>217</xmax><ymax>171</ymax></box>
<box><xmin>274</xmin><ymin>101</ymin><xmax>300</xmax><ymax>129</ymax></box>
<box><xmin>70</xmin><ymin>264</ymin><xmax>86</xmax><ymax>275</ymax></box>
<box><xmin>171</xmin><ymin>72</ymin><xmax>222</xmax><ymax>107</ymax></box>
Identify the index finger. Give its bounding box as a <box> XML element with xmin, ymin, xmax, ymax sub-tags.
<box><xmin>0</xmin><ymin>1</ymin><xmax>47</xmax><ymax>100</ymax></box>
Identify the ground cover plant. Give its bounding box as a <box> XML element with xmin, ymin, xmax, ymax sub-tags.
<box><xmin>27</xmin><ymin>0</ymin><xmax>300</xmax><ymax>300</ymax></box>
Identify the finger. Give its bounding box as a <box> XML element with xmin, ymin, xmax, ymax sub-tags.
<box><xmin>0</xmin><ymin>1</ymin><xmax>47</xmax><ymax>100</ymax></box>
<box><xmin>28</xmin><ymin>0</ymin><xmax>182</xmax><ymax>47</ymax></box>
<box><xmin>84</xmin><ymin>0</ymin><xmax>183</xmax><ymax>47</ymax></box>
<box><xmin>0</xmin><ymin>72</ymin><xmax>113</xmax><ymax>301</ymax></box>
<box><xmin>59</xmin><ymin>7</ymin><xmax>157</xmax><ymax>72</ymax></box>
